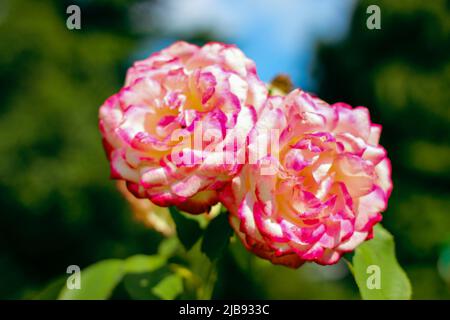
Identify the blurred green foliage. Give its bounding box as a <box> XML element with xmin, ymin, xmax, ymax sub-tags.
<box><xmin>316</xmin><ymin>0</ymin><xmax>450</xmax><ymax>299</ymax></box>
<box><xmin>0</xmin><ymin>0</ymin><xmax>163</xmax><ymax>299</ymax></box>
<box><xmin>0</xmin><ymin>0</ymin><xmax>448</xmax><ymax>299</ymax></box>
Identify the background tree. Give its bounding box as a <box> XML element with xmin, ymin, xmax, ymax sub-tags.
<box><xmin>316</xmin><ymin>0</ymin><xmax>450</xmax><ymax>298</ymax></box>
<box><xmin>0</xmin><ymin>0</ymin><xmax>162</xmax><ymax>299</ymax></box>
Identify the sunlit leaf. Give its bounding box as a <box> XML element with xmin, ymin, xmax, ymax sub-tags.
<box><xmin>123</xmin><ymin>266</ymin><xmax>171</xmax><ymax>300</ymax></box>
<box><xmin>124</xmin><ymin>255</ymin><xmax>166</xmax><ymax>273</ymax></box>
<box><xmin>58</xmin><ymin>259</ymin><xmax>123</xmax><ymax>300</ymax></box>
<box><xmin>352</xmin><ymin>225</ymin><xmax>412</xmax><ymax>300</ymax></box>
<box><xmin>32</xmin><ymin>277</ymin><xmax>66</xmax><ymax>300</ymax></box>
<box><xmin>151</xmin><ymin>274</ymin><xmax>184</xmax><ymax>300</ymax></box>
<box><xmin>158</xmin><ymin>237</ymin><xmax>180</xmax><ymax>258</ymax></box>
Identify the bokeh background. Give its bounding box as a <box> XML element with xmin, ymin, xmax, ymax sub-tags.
<box><xmin>0</xmin><ymin>0</ymin><xmax>449</xmax><ymax>299</ymax></box>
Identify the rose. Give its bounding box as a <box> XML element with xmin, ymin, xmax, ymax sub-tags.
<box><xmin>220</xmin><ymin>90</ymin><xmax>392</xmax><ymax>267</ymax></box>
<box><xmin>99</xmin><ymin>41</ymin><xmax>267</xmax><ymax>214</ymax></box>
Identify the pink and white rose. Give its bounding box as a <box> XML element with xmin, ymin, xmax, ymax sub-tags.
<box><xmin>220</xmin><ymin>90</ymin><xmax>393</xmax><ymax>267</ymax></box>
<box><xmin>99</xmin><ymin>41</ymin><xmax>267</xmax><ymax>214</ymax></box>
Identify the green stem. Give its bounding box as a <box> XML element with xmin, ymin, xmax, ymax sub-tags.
<box><xmin>199</xmin><ymin>260</ymin><xmax>218</xmax><ymax>300</ymax></box>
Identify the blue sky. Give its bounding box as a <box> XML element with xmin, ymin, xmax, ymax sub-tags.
<box><xmin>132</xmin><ymin>0</ymin><xmax>356</xmax><ymax>91</ymax></box>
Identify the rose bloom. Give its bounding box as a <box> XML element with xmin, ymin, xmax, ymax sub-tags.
<box><xmin>99</xmin><ymin>42</ymin><xmax>267</xmax><ymax>214</ymax></box>
<box><xmin>220</xmin><ymin>90</ymin><xmax>392</xmax><ymax>267</ymax></box>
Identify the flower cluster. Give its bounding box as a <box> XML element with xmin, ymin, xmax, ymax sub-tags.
<box><xmin>99</xmin><ymin>41</ymin><xmax>392</xmax><ymax>266</ymax></box>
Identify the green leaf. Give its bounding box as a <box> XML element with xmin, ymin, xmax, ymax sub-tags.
<box><xmin>32</xmin><ymin>277</ymin><xmax>66</xmax><ymax>300</ymax></box>
<box><xmin>158</xmin><ymin>237</ymin><xmax>180</xmax><ymax>258</ymax></box>
<box><xmin>124</xmin><ymin>255</ymin><xmax>166</xmax><ymax>274</ymax></box>
<box><xmin>169</xmin><ymin>207</ymin><xmax>203</xmax><ymax>251</ymax></box>
<box><xmin>151</xmin><ymin>274</ymin><xmax>184</xmax><ymax>300</ymax></box>
<box><xmin>352</xmin><ymin>225</ymin><xmax>412</xmax><ymax>300</ymax></box>
<box><xmin>123</xmin><ymin>266</ymin><xmax>172</xmax><ymax>300</ymax></box>
<box><xmin>58</xmin><ymin>259</ymin><xmax>124</xmax><ymax>300</ymax></box>
<box><xmin>201</xmin><ymin>213</ymin><xmax>233</xmax><ymax>261</ymax></box>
